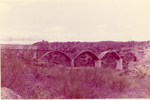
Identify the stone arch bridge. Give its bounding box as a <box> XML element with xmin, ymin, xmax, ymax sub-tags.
<box><xmin>39</xmin><ymin>50</ymin><xmax>123</xmax><ymax>70</ymax></box>
<box><xmin>1</xmin><ymin>44</ymin><xmax>141</xmax><ymax>70</ymax></box>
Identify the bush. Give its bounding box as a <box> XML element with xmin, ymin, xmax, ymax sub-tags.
<box><xmin>130</xmin><ymin>65</ymin><xmax>150</xmax><ymax>79</ymax></box>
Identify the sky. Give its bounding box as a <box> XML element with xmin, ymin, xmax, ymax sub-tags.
<box><xmin>0</xmin><ymin>0</ymin><xmax>150</xmax><ymax>44</ymax></box>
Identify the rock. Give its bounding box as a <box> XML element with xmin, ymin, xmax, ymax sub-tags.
<box><xmin>1</xmin><ymin>87</ymin><xmax>23</xmax><ymax>99</ymax></box>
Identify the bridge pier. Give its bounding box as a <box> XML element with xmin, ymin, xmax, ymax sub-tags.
<box><xmin>94</xmin><ymin>60</ymin><xmax>101</xmax><ymax>68</ymax></box>
<box><xmin>116</xmin><ymin>59</ymin><xmax>123</xmax><ymax>70</ymax></box>
<box><xmin>71</xmin><ymin>59</ymin><xmax>74</xmax><ymax>67</ymax></box>
<box><xmin>33</xmin><ymin>51</ymin><xmax>37</xmax><ymax>59</ymax></box>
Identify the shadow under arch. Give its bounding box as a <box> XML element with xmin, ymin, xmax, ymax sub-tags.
<box><xmin>39</xmin><ymin>50</ymin><xmax>72</xmax><ymax>67</ymax></box>
<box><xmin>74</xmin><ymin>50</ymin><xmax>99</xmax><ymax>67</ymax></box>
<box><xmin>98</xmin><ymin>50</ymin><xmax>123</xmax><ymax>69</ymax></box>
<box><xmin>123</xmin><ymin>52</ymin><xmax>138</xmax><ymax>69</ymax></box>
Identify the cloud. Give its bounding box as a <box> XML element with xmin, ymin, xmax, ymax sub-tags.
<box><xmin>63</xmin><ymin>32</ymin><xmax>108</xmax><ymax>42</ymax></box>
<box><xmin>98</xmin><ymin>29</ymin><xmax>106</xmax><ymax>34</ymax></box>
<box><xmin>96</xmin><ymin>25</ymin><xmax>107</xmax><ymax>34</ymax></box>
<box><xmin>43</xmin><ymin>26</ymin><xmax>65</xmax><ymax>33</ymax></box>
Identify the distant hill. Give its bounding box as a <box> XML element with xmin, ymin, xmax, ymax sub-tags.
<box><xmin>33</xmin><ymin>40</ymin><xmax>140</xmax><ymax>51</ymax></box>
<box><xmin>33</xmin><ymin>40</ymin><xmax>49</xmax><ymax>50</ymax></box>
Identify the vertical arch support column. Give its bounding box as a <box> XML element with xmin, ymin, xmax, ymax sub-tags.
<box><xmin>71</xmin><ymin>59</ymin><xmax>74</xmax><ymax>67</ymax></box>
<box><xmin>33</xmin><ymin>50</ymin><xmax>37</xmax><ymax>59</ymax></box>
<box><xmin>116</xmin><ymin>58</ymin><xmax>123</xmax><ymax>70</ymax></box>
<box><xmin>94</xmin><ymin>60</ymin><xmax>101</xmax><ymax>68</ymax></box>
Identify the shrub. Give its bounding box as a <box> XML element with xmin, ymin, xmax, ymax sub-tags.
<box><xmin>130</xmin><ymin>65</ymin><xmax>150</xmax><ymax>79</ymax></box>
<box><xmin>59</xmin><ymin>67</ymin><xmax>130</xmax><ymax>98</ymax></box>
<box><xmin>110</xmin><ymin>75</ymin><xmax>129</xmax><ymax>92</ymax></box>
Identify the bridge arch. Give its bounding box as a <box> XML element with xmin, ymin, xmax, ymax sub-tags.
<box><xmin>123</xmin><ymin>52</ymin><xmax>138</xmax><ymax>69</ymax></box>
<box><xmin>39</xmin><ymin>51</ymin><xmax>72</xmax><ymax>67</ymax></box>
<box><xmin>39</xmin><ymin>50</ymin><xmax>71</xmax><ymax>60</ymax></box>
<box><xmin>98</xmin><ymin>51</ymin><xmax>123</xmax><ymax>69</ymax></box>
<box><xmin>98</xmin><ymin>51</ymin><xmax>121</xmax><ymax>60</ymax></box>
<box><xmin>74</xmin><ymin>50</ymin><xmax>99</xmax><ymax>60</ymax></box>
<box><xmin>74</xmin><ymin>50</ymin><xmax>99</xmax><ymax>67</ymax></box>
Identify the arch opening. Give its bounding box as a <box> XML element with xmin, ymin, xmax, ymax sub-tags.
<box><xmin>99</xmin><ymin>51</ymin><xmax>122</xmax><ymax>69</ymax></box>
<box><xmin>101</xmin><ymin>52</ymin><xmax>117</xmax><ymax>69</ymax></box>
<box><xmin>123</xmin><ymin>52</ymin><xmax>137</xmax><ymax>69</ymax></box>
<box><xmin>40</xmin><ymin>51</ymin><xmax>72</xmax><ymax>67</ymax></box>
<box><xmin>74</xmin><ymin>51</ymin><xmax>98</xmax><ymax>67</ymax></box>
